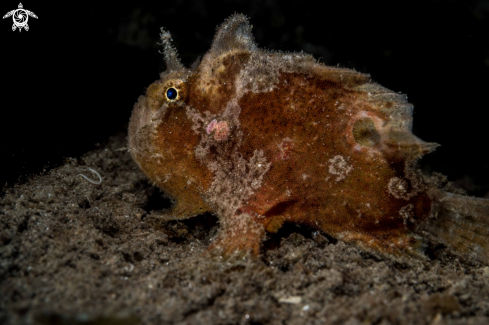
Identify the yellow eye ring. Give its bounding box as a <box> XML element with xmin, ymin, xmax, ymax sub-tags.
<box><xmin>162</xmin><ymin>79</ymin><xmax>187</xmax><ymax>102</ymax></box>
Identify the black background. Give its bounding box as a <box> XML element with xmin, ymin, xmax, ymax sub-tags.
<box><xmin>2</xmin><ymin>0</ymin><xmax>489</xmax><ymax>195</ymax></box>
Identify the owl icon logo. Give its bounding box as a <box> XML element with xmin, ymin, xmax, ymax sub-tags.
<box><xmin>3</xmin><ymin>3</ymin><xmax>38</xmax><ymax>32</ymax></box>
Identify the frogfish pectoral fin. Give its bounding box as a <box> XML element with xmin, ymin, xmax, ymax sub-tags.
<box><xmin>417</xmin><ymin>189</ymin><xmax>489</xmax><ymax>263</ymax></box>
<box><xmin>207</xmin><ymin>212</ymin><xmax>265</xmax><ymax>257</ymax></box>
<box><xmin>145</xmin><ymin>192</ymin><xmax>212</xmax><ymax>231</ymax></box>
<box><xmin>335</xmin><ymin>230</ymin><xmax>428</xmax><ymax>263</ymax></box>
<box><xmin>168</xmin><ymin>194</ymin><xmax>211</xmax><ymax>219</ymax></box>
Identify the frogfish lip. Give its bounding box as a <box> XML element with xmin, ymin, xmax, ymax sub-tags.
<box><xmin>128</xmin><ymin>95</ymin><xmax>166</xmax><ymax>155</ymax></box>
<box><xmin>128</xmin><ymin>92</ymin><xmax>172</xmax><ymax>163</ymax></box>
<box><xmin>128</xmin><ymin>95</ymin><xmax>150</xmax><ymax>153</ymax></box>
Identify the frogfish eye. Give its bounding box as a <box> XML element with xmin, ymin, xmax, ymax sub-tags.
<box><xmin>166</xmin><ymin>87</ymin><xmax>178</xmax><ymax>100</ymax></box>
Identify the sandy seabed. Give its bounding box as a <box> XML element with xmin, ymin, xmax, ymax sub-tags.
<box><xmin>1</xmin><ymin>134</ymin><xmax>489</xmax><ymax>325</ymax></box>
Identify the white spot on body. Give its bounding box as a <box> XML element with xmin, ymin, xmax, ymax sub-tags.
<box><xmin>399</xmin><ymin>204</ymin><xmax>415</xmax><ymax>226</ymax></box>
<box><xmin>328</xmin><ymin>155</ymin><xmax>352</xmax><ymax>182</ymax></box>
<box><xmin>388</xmin><ymin>177</ymin><xmax>415</xmax><ymax>200</ymax></box>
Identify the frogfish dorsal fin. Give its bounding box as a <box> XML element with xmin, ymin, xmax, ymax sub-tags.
<box><xmin>354</xmin><ymin>82</ymin><xmax>439</xmax><ymax>159</ymax></box>
<box><xmin>210</xmin><ymin>13</ymin><xmax>257</xmax><ymax>54</ymax></box>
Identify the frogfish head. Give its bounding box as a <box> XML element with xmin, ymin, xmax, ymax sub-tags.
<box><xmin>127</xmin><ymin>30</ymin><xmax>213</xmax><ymax>219</ymax></box>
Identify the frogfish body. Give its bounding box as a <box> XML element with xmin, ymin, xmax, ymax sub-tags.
<box><xmin>129</xmin><ymin>14</ymin><xmax>489</xmax><ymax>263</ymax></box>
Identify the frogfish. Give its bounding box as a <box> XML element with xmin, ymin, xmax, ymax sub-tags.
<box><xmin>128</xmin><ymin>14</ymin><xmax>489</xmax><ymax>263</ymax></box>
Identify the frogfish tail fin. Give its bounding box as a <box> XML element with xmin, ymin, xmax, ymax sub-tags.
<box><xmin>417</xmin><ymin>188</ymin><xmax>489</xmax><ymax>263</ymax></box>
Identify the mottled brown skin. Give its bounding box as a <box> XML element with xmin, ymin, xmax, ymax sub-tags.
<box><xmin>234</xmin><ymin>71</ymin><xmax>432</xmax><ymax>255</ymax></box>
<box><xmin>129</xmin><ymin>14</ymin><xmax>489</xmax><ymax>262</ymax></box>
